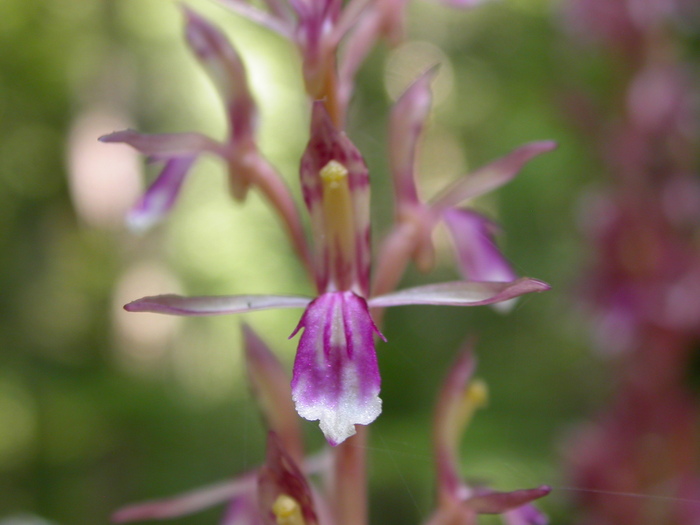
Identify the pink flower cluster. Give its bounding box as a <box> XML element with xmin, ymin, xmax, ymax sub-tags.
<box><xmin>564</xmin><ymin>0</ymin><xmax>700</xmax><ymax>523</ymax></box>
<box><xmin>102</xmin><ymin>0</ymin><xmax>555</xmax><ymax>523</ymax></box>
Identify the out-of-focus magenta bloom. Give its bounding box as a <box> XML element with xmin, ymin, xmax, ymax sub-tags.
<box><xmin>563</xmin><ymin>0</ymin><xmax>700</xmax><ymax>522</ymax></box>
<box><xmin>426</xmin><ymin>349</ymin><xmax>550</xmax><ymax>525</ymax></box>
<box><xmin>564</xmin><ymin>0</ymin><xmax>699</xmax><ymax>59</ymax></box>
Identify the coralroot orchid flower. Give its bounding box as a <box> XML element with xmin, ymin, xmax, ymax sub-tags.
<box><xmin>100</xmin><ymin>9</ymin><xmax>311</xmax><ymax>271</ymax></box>
<box><xmin>124</xmin><ymin>100</ymin><xmax>550</xmax><ymax>446</ymax></box>
<box><xmin>375</xmin><ymin>67</ymin><xmax>556</xmax><ymax>296</ymax></box>
<box><xmin>106</xmin><ymin>6</ymin><xmax>552</xmax><ymax>447</ymax></box>
<box><xmin>427</xmin><ymin>348</ymin><xmax>550</xmax><ymax>525</ymax></box>
<box><xmin>105</xmin><ymin>0</ymin><xmax>557</xmax><ymax>522</ymax></box>
<box><xmin>113</xmin><ymin>329</ymin><xmax>550</xmax><ymax>525</ymax></box>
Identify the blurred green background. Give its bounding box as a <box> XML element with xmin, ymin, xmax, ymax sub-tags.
<box><xmin>0</xmin><ymin>0</ymin><xmax>677</xmax><ymax>523</ymax></box>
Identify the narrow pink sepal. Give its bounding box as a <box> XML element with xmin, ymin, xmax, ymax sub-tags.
<box><xmin>443</xmin><ymin>208</ymin><xmax>516</xmax><ymax>283</ymax></box>
<box><xmin>183</xmin><ymin>7</ymin><xmax>258</xmax><ymax>145</ymax></box>
<box><xmin>433</xmin><ymin>348</ymin><xmax>477</xmax><ymax>500</ymax></box>
<box><xmin>467</xmin><ymin>486</ymin><xmax>551</xmax><ymax>515</ymax></box>
<box><xmin>368</xmin><ymin>277</ymin><xmax>550</xmax><ymax>308</ymax></box>
<box><xmin>111</xmin><ymin>475</ymin><xmax>255</xmax><ymax>522</ymax></box>
<box><xmin>290</xmin><ymin>291</ymin><xmax>384</xmax><ymax>446</ymax></box>
<box><xmin>300</xmin><ymin>102</ymin><xmax>371</xmax><ymax>294</ymax></box>
<box><xmin>99</xmin><ymin>129</ymin><xmax>222</xmax><ymax>156</ymax></box>
<box><xmin>124</xmin><ymin>294</ymin><xmax>312</xmax><ymax>316</ymax></box>
<box><xmin>337</xmin><ymin>8</ymin><xmax>384</xmax><ymax>116</ymax></box>
<box><xmin>431</xmin><ymin>141</ymin><xmax>557</xmax><ymax>212</ymax></box>
<box><xmin>242</xmin><ymin>324</ymin><xmax>303</xmax><ymax>461</ymax></box>
<box><xmin>389</xmin><ymin>67</ymin><xmax>439</xmax><ymax>209</ymax></box>
<box><xmin>126</xmin><ymin>156</ymin><xmax>197</xmax><ymax>232</ymax></box>
<box><xmin>216</xmin><ymin>0</ymin><xmax>294</xmax><ymax>38</ymax></box>
<box><xmin>257</xmin><ymin>432</ymin><xmax>319</xmax><ymax>525</ymax></box>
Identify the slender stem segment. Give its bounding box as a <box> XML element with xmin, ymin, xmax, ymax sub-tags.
<box><xmin>245</xmin><ymin>153</ymin><xmax>314</xmax><ymax>278</ymax></box>
<box><xmin>332</xmin><ymin>426</ymin><xmax>368</xmax><ymax>525</ymax></box>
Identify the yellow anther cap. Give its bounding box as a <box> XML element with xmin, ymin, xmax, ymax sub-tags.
<box><xmin>320</xmin><ymin>160</ymin><xmax>349</xmax><ymax>187</ymax></box>
<box><xmin>272</xmin><ymin>494</ymin><xmax>306</xmax><ymax>525</ymax></box>
<box><xmin>465</xmin><ymin>378</ymin><xmax>488</xmax><ymax>410</ymax></box>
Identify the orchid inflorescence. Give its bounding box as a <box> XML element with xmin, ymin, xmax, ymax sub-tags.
<box><xmin>102</xmin><ymin>0</ymin><xmax>554</xmax><ymax>523</ymax></box>
<box><xmin>563</xmin><ymin>0</ymin><xmax>700</xmax><ymax>523</ymax></box>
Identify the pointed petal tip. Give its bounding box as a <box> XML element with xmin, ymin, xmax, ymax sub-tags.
<box><xmin>181</xmin><ymin>5</ymin><xmax>214</xmax><ymax>40</ymax></box>
<box><xmin>110</xmin><ymin>510</ymin><xmax>129</xmax><ymax>523</ymax></box>
<box><xmin>125</xmin><ymin>210</ymin><xmax>159</xmax><ymax>234</ymax></box>
<box><xmin>98</xmin><ymin>130</ymin><xmax>131</xmax><ymax>143</ymax></box>
<box><xmin>180</xmin><ymin>4</ymin><xmax>210</xmax><ymax>28</ymax></box>
<box><xmin>413</xmin><ymin>63</ymin><xmax>441</xmax><ymax>85</ymax></box>
<box><xmin>527</xmin><ymin>278</ymin><xmax>551</xmax><ymax>292</ymax></box>
<box><xmin>179</xmin><ymin>2</ymin><xmax>197</xmax><ymax>18</ymax></box>
<box><xmin>123</xmin><ymin>297</ymin><xmax>154</xmax><ymax>313</ymax></box>
<box><xmin>530</xmin><ymin>140</ymin><xmax>558</xmax><ymax>153</ymax></box>
<box><xmin>536</xmin><ymin>485</ymin><xmax>552</xmax><ymax>496</ymax></box>
<box><xmin>469</xmin><ymin>485</ymin><xmax>551</xmax><ymax>514</ymax></box>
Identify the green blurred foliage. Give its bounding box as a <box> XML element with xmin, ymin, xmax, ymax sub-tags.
<box><xmin>0</xmin><ymin>0</ymin><xmax>646</xmax><ymax>523</ymax></box>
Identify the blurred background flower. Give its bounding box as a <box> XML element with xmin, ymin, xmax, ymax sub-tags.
<box><xmin>0</xmin><ymin>0</ymin><xmax>696</xmax><ymax>523</ymax></box>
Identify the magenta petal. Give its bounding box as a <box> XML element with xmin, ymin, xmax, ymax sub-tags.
<box><xmin>290</xmin><ymin>292</ymin><xmax>383</xmax><ymax>446</ymax></box>
<box><xmin>125</xmin><ymin>294</ymin><xmax>312</xmax><ymax>316</ymax></box>
<box><xmin>111</xmin><ymin>475</ymin><xmax>255</xmax><ymax>522</ymax></box>
<box><xmin>126</xmin><ymin>156</ymin><xmax>196</xmax><ymax>232</ymax></box>
<box><xmin>389</xmin><ymin>67</ymin><xmax>438</xmax><ymax>209</ymax></box>
<box><xmin>242</xmin><ymin>324</ymin><xmax>303</xmax><ymax>461</ymax></box>
<box><xmin>502</xmin><ymin>502</ymin><xmax>549</xmax><ymax>525</ymax></box>
<box><xmin>433</xmin><ymin>348</ymin><xmax>478</xmax><ymax>500</ymax></box>
<box><xmin>431</xmin><ymin>141</ymin><xmax>557</xmax><ymax>212</ymax></box>
<box><xmin>217</xmin><ymin>0</ymin><xmax>294</xmax><ymax>38</ymax></box>
<box><xmin>443</xmin><ymin>208</ymin><xmax>516</xmax><ymax>283</ymax></box>
<box><xmin>99</xmin><ymin>129</ymin><xmax>221</xmax><ymax>156</ymax></box>
<box><xmin>183</xmin><ymin>8</ymin><xmax>258</xmax><ymax>145</ymax></box>
<box><xmin>337</xmin><ymin>8</ymin><xmax>384</xmax><ymax>115</ymax></box>
<box><xmin>368</xmin><ymin>278</ymin><xmax>550</xmax><ymax>308</ymax></box>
